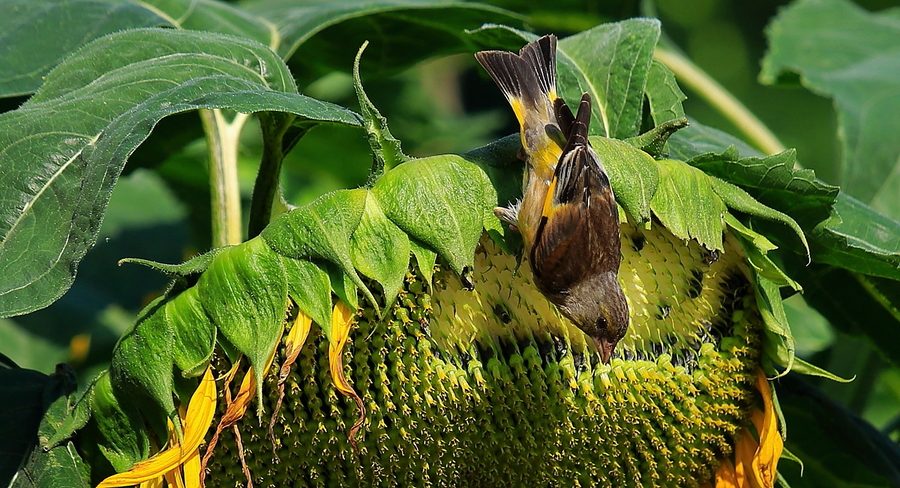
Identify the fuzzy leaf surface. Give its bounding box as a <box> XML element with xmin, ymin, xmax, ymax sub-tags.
<box><xmin>165</xmin><ymin>287</ymin><xmax>216</xmax><ymax>377</ymax></box>
<box><xmin>0</xmin><ymin>28</ymin><xmax>359</xmax><ymax>319</ymax></box>
<box><xmin>373</xmin><ymin>155</ymin><xmax>492</xmax><ymax>274</ymax></box>
<box><xmin>197</xmin><ymin>238</ymin><xmax>286</xmax><ymax>408</ymax></box>
<box><xmin>350</xmin><ymin>193</ymin><xmax>410</xmax><ymax>308</ymax></box>
<box><xmin>761</xmin><ymin>0</ymin><xmax>900</xmax><ymax>220</ymax></box>
<box><xmin>0</xmin><ymin>0</ymin><xmax>168</xmax><ymax>97</ymax></box>
<box><xmin>650</xmin><ymin>159</ymin><xmax>725</xmax><ymax>251</ymax></box>
<box><xmin>590</xmin><ymin>136</ymin><xmax>659</xmax><ymax>225</ymax></box>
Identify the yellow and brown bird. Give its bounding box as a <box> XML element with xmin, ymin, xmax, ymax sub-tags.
<box><xmin>475</xmin><ymin>35</ymin><xmax>629</xmax><ymax>364</ymax></box>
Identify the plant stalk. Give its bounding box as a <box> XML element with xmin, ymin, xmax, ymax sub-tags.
<box><xmin>247</xmin><ymin>116</ymin><xmax>312</xmax><ymax>239</ymax></box>
<box><xmin>200</xmin><ymin>109</ymin><xmax>250</xmax><ymax>247</ymax></box>
<box><xmin>654</xmin><ymin>47</ymin><xmax>786</xmax><ymax>156</ymax></box>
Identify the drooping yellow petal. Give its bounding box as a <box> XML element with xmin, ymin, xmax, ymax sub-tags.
<box><xmin>139</xmin><ymin>477</ymin><xmax>164</xmax><ymax>488</ymax></box>
<box><xmin>270</xmin><ymin>310</ymin><xmax>314</xmax><ymax>446</ymax></box>
<box><xmin>329</xmin><ymin>301</ymin><xmax>356</xmax><ymax>396</ymax></box>
<box><xmin>328</xmin><ymin>301</ymin><xmax>366</xmax><ymax>450</ymax></box>
<box><xmin>98</xmin><ymin>367</ymin><xmax>217</xmax><ymax>487</ymax></box>
<box><xmin>750</xmin><ymin>371</ymin><xmax>782</xmax><ymax>488</ymax></box>
<box><xmin>733</xmin><ymin>426</ymin><xmax>754</xmax><ymax>488</ymax></box>
<box><xmin>714</xmin><ymin>458</ymin><xmax>740</xmax><ymax>488</ymax></box>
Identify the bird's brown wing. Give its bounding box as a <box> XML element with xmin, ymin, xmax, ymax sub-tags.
<box><xmin>529</xmin><ymin>94</ymin><xmax>620</xmax><ymax>296</ymax></box>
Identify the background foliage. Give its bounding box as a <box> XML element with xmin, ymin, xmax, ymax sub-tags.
<box><xmin>1</xmin><ymin>0</ymin><xmax>900</xmax><ymax>486</ymax></box>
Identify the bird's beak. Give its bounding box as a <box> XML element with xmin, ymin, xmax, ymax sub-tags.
<box><xmin>594</xmin><ymin>337</ymin><xmax>615</xmax><ymax>365</ymax></box>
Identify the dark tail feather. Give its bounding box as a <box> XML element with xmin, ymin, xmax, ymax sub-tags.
<box><xmin>561</xmin><ymin>93</ymin><xmax>592</xmax><ymax>155</ymax></box>
<box><xmin>475</xmin><ymin>35</ymin><xmax>557</xmax><ymax>109</ymax></box>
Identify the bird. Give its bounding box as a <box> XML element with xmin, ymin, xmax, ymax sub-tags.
<box><xmin>475</xmin><ymin>35</ymin><xmax>629</xmax><ymax>365</ymax></box>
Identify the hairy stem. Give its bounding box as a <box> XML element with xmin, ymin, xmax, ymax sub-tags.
<box><xmin>247</xmin><ymin>114</ymin><xmax>306</xmax><ymax>239</ymax></box>
<box><xmin>654</xmin><ymin>47</ymin><xmax>786</xmax><ymax>156</ymax></box>
<box><xmin>200</xmin><ymin>109</ymin><xmax>250</xmax><ymax>247</ymax></box>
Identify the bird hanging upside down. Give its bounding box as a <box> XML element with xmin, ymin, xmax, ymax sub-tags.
<box><xmin>475</xmin><ymin>35</ymin><xmax>630</xmax><ymax>364</ymax></box>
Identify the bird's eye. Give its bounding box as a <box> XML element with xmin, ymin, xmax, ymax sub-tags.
<box><xmin>597</xmin><ymin>317</ymin><xmax>608</xmax><ymax>330</ymax></box>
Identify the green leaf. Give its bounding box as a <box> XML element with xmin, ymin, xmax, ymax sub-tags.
<box><xmin>44</xmin><ymin>375</ymin><xmax>96</xmax><ymax>450</ymax></box>
<box><xmin>353</xmin><ymin>41</ymin><xmax>408</xmax><ymax>180</ymax></box>
<box><xmin>650</xmin><ymin>159</ymin><xmax>725</xmax><ymax>250</ymax></box>
<box><xmin>761</xmin><ymin>0</ymin><xmax>900</xmax><ymax>220</ymax></box>
<box><xmin>558</xmin><ymin>20</ymin><xmax>661</xmax><ymax>139</ymax></box>
<box><xmin>709</xmin><ymin>175</ymin><xmax>809</xmax><ymax>257</ymax></box>
<box><xmin>12</xmin><ymin>366</ymin><xmax>88</xmax><ymax>488</ymax></box>
<box><xmin>0</xmin><ymin>0</ymin><xmax>169</xmax><ymax>97</ymax></box>
<box><xmin>165</xmin><ymin>287</ymin><xmax>216</xmax><ymax>377</ymax></box>
<box><xmin>811</xmin><ymin>193</ymin><xmax>900</xmax><ymax>281</ymax></box>
<box><xmin>624</xmin><ymin>117</ymin><xmax>689</xmax><ymax>158</ymax></box>
<box><xmin>755</xmin><ymin>274</ymin><xmax>796</xmax><ymax>376</ymax></box>
<box><xmin>86</xmin><ymin>371</ymin><xmax>149</xmax><ymax>473</ymax></box>
<box><xmin>246</xmin><ymin>0</ymin><xmax>523</xmax><ymax>83</ymax></box>
<box><xmin>689</xmin><ymin>149</ymin><xmax>839</xmax><ymax>218</ymax></box>
<box><xmin>590</xmin><ymin>136</ymin><xmax>659</xmax><ymax>225</ymax></box>
<box><xmin>0</xmin><ymin>28</ymin><xmax>361</xmax><ymax>319</ymax></box>
<box><xmin>734</xmin><ymin>232</ymin><xmax>801</xmax><ymax>292</ymax></box>
<box><xmin>777</xmin><ymin>375</ymin><xmax>900</xmax><ymax>487</ymax></box>
<box><xmin>724</xmin><ymin>213</ymin><xmax>777</xmax><ymax>253</ymax></box>
<box><xmin>373</xmin><ymin>155</ymin><xmax>491</xmax><ymax>274</ymax></box>
<box><xmin>261</xmin><ymin>188</ymin><xmax>376</xmax><ymax>310</ymax></box>
<box><xmin>109</xmin><ymin>296</ymin><xmax>176</xmax><ymax>438</ymax></box>
<box><xmin>327</xmin><ymin>262</ymin><xmax>359</xmax><ymax>314</ymax></box>
<box><xmin>140</xmin><ymin>0</ymin><xmax>272</xmax><ymax>46</ymax></box>
<box><xmin>350</xmin><ymin>193</ymin><xmax>410</xmax><ymax>309</ymax></box>
<box><xmin>197</xmin><ymin>238</ymin><xmax>286</xmax><ymax>414</ymax></box>
<box><xmin>644</xmin><ymin>60</ymin><xmax>686</xmax><ymax>126</ymax></box>
<box><xmin>461</xmin><ymin>134</ymin><xmax>523</xmax><ymax>247</ymax></box>
<box><xmin>281</xmin><ymin>257</ymin><xmax>332</xmax><ymax>333</ymax></box>
<box><xmin>785</xmin><ymin>261</ymin><xmax>900</xmax><ymax>367</ymax></box>
<box><xmin>410</xmin><ymin>239</ymin><xmax>437</xmax><ymax>284</ymax></box>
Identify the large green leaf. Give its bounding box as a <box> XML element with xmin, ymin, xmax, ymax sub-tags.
<box><xmin>557</xmin><ymin>19</ymin><xmax>661</xmax><ymax>139</ymax></box>
<box><xmin>761</xmin><ymin>0</ymin><xmax>900</xmax><ymax>221</ymax></box>
<box><xmin>469</xmin><ymin>20</ymin><xmax>662</xmax><ymax>140</ymax></box>
<box><xmin>590</xmin><ymin>136</ymin><xmax>659</xmax><ymax>225</ymax></box>
<box><xmin>164</xmin><ymin>286</ymin><xmax>216</xmax><ymax>377</ymax></box>
<box><xmin>281</xmin><ymin>256</ymin><xmax>332</xmax><ymax>333</ymax></box>
<box><xmin>690</xmin><ymin>148</ymin><xmax>900</xmax><ymax>281</ymax></box>
<box><xmin>138</xmin><ymin>0</ymin><xmax>272</xmax><ymax>46</ymax></box>
<box><xmin>786</xmin><ymin>261</ymin><xmax>900</xmax><ymax>367</ymax></box>
<box><xmin>0</xmin><ymin>0</ymin><xmax>169</xmax><ymax>98</ymax></box>
<box><xmin>84</xmin><ymin>371</ymin><xmax>149</xmax><ymax>474</ymax></box>
<box><xmin>644</xmin><ymin>60</ymin><xmax>686</xmax><ymax>126</ymax></box>
<box><xmin>666</xmin><ymin>117</ymin><xmax>763</xmax><ymax>160</ymax></box>
<box><xmin>0</xmin><ymin>28</ymin><xmax>360</xmax><ymax>319</ymax></box>
<box><xmin>244</xmin><ymin>0</ymin><xmax>523</xmax><ymax>83</ymax></box>
<box><xmin>811</xmin><ymin>193</ymin><xmax>900</xmax><ymax>281</ymax></box>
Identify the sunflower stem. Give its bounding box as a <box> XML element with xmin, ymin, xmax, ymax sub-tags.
<box><xmin>654</xmin><ymin>47</ymin><xmax>786</xmax><ymax>157</ymax></box>
<box><xmin>201</xmin><ymin>109</ymin><xmax>250</xmax><ymax>247</ymax></box>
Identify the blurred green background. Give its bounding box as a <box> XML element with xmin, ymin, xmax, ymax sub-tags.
<box><xmin>3</xmin><ymin>0</ymin><xmax>898</xmax><ymax>457</ymax></box>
